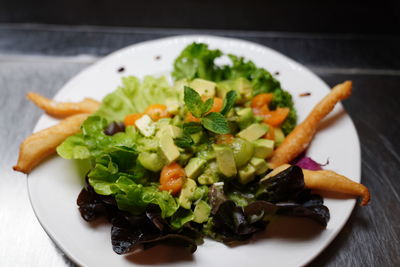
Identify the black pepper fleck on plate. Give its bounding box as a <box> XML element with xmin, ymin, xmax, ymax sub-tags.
<box><xmin>155</xmin><ymin>55</ymin><xmax>161</xmax><ymax>60</ymax></box>
<box><xmin>274</xmin><ymin>71</ymin><xmax>280</xmax><ymax>75</ymax></box>
<box><xmin>299</xmin><ymin>92</ymin><xmax>311</xmax><ymax>97</ymax></box>
<box><xmin>117</xmin><ymin>67</ymin><xmax>125</xmax><ymax>73</ymax></box>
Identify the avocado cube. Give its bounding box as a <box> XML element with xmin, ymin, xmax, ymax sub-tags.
<box><xmin>253</xmin><ymin>139</ymin><xmax>274</xmax><ymax>159</ymax></box>
<box><xmin>237</xmin><ymin>123</ymin><xmax>269</xmax><ymax>142</ymax></box>
<box><xmin>238</xmin><ymin>164</ymin><xmax>256</xmax><ymax>184</ymax></box>
<box><xmin>216</xmin><ymin>80</ymin><xmax>234</xmax><ymax>98</ymax></box>
<box><xmin>237</xmin><ymin>107</ymin><xmax>255</xmax><ymax>130</ymax></box>
<box><xmin>193</xmin><ymin>200</ymin><xmax>211</xmax><ymax>223</ymax></box>
<box><xmin>138</xmin><ymin>152</ymin><xmax>164</xmax><ymax>172</ymax></box>
<box><xmin>158</xmin><ymin>133</ymin><xmax>180</xmax><ymax>163</ymax></box>
<box><xmin>213</xmin><ymin>144</ymin><xmax>237</xmax><ymax>177</ymax></box>
<box><xmin>190</xmin><ymin>131</ymin><xmax>204</xmax><ymax>144</ymax></box>
<box><xmin>157</xmin><ymin>124</ymin><xmax>182</xmax><ymax>139</ymax></box>
<box><xmin>178</xmin><ymin>178</ymin><xmax>197</xmax><ymax>209</ymax></box>
<box><xmin>249</xmin><ymin>157</ymin><xmax>269</xmax><ymax>175</ymax></box>
<box><xmin>235</xmin><ymin>77</ymin><xmax>252</xmax><ymax>100</ymax></box>
<box><xmin>189</xmin><ymin>78</ymin><xmax>216</xmax><ymax>98</ymax></box>
<box><xmin>165</xmin><ymin>99</ymin><xmax>180</xmax><ymax>114</ymax></box>
<box><xmin>274</xmin><ymin>128</ymin><xmax>285</xmax><ymax>147</ymax></box>
<box><xmin>198</xmin><ymin>172</ymin><xmax>219</xmax><ymax>185</ymax></box>
<box><xmin>185</xmin><ymin>157</ymin><xmax>207</xmax><ymax>179</ymax></box>
<box><xmin>135</xmin><ymin>114</ymin><xmax>156</xmax><ymax>137</ymax></box>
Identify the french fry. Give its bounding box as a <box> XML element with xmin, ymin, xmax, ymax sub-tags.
<box><xmin>13</xmin><ymin>113</ymin><xmax>90</xmax><ymax>174</ymax></box>
<box><xmin>302</xmin><ymin>168</ymin><xmax>370</xmax><ymax>206</ymax></box>
<box><xmin>262</xmin><ymin>164</ymin><xmax>370</xmax><ymax>206</ymax></box>
<box><xmin>27</xmin><ymin>92</ymin><xmax>100</xmax><ymax>118</ymax></box>
<box><xmin>268</xmin><ymin>81</ymin><xmax>352</xmax><ymax>169</ymax></box>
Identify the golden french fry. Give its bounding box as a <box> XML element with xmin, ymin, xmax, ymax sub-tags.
<box><xmin>268</xmin><ymin>81</ymin><xmax>352</xmax><ymax>169</ymax></box>
<box><xmin>302</xmin><ymin>168</ymin><xmax>370</xmax><ymax>206</ymax></box>
<box><xmin>27</xmin><ymin>92</ymin><xmax>100</xmax><ymax>118</ymax></box>
<box><xmin>262</xmin><ymin>164</ymin><xmax>370</xmax><ymax>206</ymax></box>
<box><xmin>13</xmin><ymin>113</ymin><xmax>90</xmax><ymax>174</ymax></box>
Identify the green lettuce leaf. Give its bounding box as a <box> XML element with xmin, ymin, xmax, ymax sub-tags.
<box><xmin>57</xmin><ymin>116</ymin><xmax>140</xmax><ymax>159</ymax></box>
<box><xmin>95</xmin><ymin>75</ymin><xmax>179</xmax><ymax>122</ymax></box>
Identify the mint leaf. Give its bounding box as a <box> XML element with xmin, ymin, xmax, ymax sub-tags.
<box><xmin>174</xmin><ymin>134</ymin><xmax>194</xmax><ymax>148</ymax></box>
<box><xmin>202</xmin><ymin>98</ymin><xmax>214</xmax><ymax>115</ymax></box>
<box><xmin>183</xmin><ymin>122</ymin><xmax>203</xmax><ymax>134</ymax></box>
<box><xmin>184</xmin><ymin>86</ymin><xmax>203</xmax><ymax>118</ymax></box>
<box><xmin>220</xmin><ymin>90</ymin><xmax>237</xmax><ymax>115</ymax></box>
<box><xmin>201</xmin><ymin>112</ymin><xmax>230</xmax><ymax>134</ymax></box>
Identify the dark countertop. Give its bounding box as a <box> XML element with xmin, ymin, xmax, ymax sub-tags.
<box><xmin>1</xmin><ymin>23</ymin><xmax>399</xmax><ymax>267</ymax></box>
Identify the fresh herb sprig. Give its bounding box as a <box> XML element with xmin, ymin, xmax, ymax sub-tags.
<box><xmin>184</xmin><ymin>86</ymin><xmax>236</xmax><ymax>134</ymax></box>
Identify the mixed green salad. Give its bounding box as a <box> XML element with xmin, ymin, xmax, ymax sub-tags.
<box><xmin>57</xmin><ymin>43</ymin><xmax>329</xmax><ymax>254</ymax></box>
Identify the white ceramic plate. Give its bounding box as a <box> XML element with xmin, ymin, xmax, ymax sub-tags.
<box><xmin>28</xmin><ymin>35</ymin><xmax>360</xmax><ymax>267</ymax></box>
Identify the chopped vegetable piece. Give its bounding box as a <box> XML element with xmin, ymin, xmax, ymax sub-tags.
<box><xmin>216</xmin><ymin>134</ymin><xmax>234</xmax><ymax>144</ymax></box>
<box><xmin>144</xmin><ymin>104</ymin><xmax>172</xmax><ymax>121</ymax></box>
<box><xmin>124</xmin><ymin>113</ymin><xmax>143</xmax><ymax>126</ymax></box>
<box><xmin>251</xmin><ymin>93</ymin><xmax>273</xmax><ymax>108</ymax></box>
<box><xmin>263</xmin><ymin>107</ymin><xmax>290</xmax><ymax>127</ymax></box>
<box><xmin>160</xmin><ymin>162</ymin><xmax>186</xmax><ymax>195</ymax></box>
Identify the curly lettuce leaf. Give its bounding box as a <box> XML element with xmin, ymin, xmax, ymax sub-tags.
<box><xmin>95</xmin><ymin>75</ymin><xmax>179</xmax><ymax>123</ymax></box>
<box><xmin>57</xmin><ymin>116</ymin><xmax>140</xmax><ymax>159</ymax></box>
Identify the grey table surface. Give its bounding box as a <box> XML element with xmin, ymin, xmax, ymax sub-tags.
<box><xmin>1</xmin><ymin>23</ymin><xmax>399</xmax><ymax>267</ymax></box>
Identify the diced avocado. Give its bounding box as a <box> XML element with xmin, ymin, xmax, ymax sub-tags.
<box><xmin>135</xmin><ymin>114</ymin><xmax>156</xmax><ymax>137</ymax></box>
<box><xmin>237</xmin><ymin>123</ymin><xmax>269</xmax><ymax>141</ymax></box>
<box><xmin>249</xmin><ymin>157</ymin><xmax>269</xmax><ymax>175</ymax></box>
<box><xmin>173</xmin><ymin>79</ymin><xmax>189</xmax><ymax>101</ymax></box>
<box><xmin>274</xmin><ymin>127</ymin><xmax>285</xmax><ymax>147</ymax></box>
<box><xmin>171</xmin><ymin>114</ymin><xmax>183</xmax><ymax>127</ymax></box>
<box><xmin>192</xmin><ymin>185</ymin><xmax>209</xmax><ymax>202</ymax></box>
<box><xmin>237</xmin><ymin>107</ymin><xmax>255</xmax><ymax>130</ymax></box>
<box><xmin>238</xmin><ymin>164</ymin><xmax>256</xmax><ymax>184</ymax></box>
<box><xmin>230</xmin><ymin>138</ymin><xmax>254</xmax><ymax>168</ymax></box>
<box><xmin>213</xmin><ymin>144</ymin><xmax>237</xmax><ymax>177</ymax></box>
<box><xmin>198</xmin><ymin>162</ymin><xmax>219</xmax><ymax>185</ymax></box>
<box><xmin>156</xmin><ymin>124</ymin><xmax>183</xmax><ymax>139</ymax></box>
<box><xmin>193</xmin><ymin>200</ymin><xmax>211</xmax><ymax>223</ymax></box>
<box><xmin>189</xmin><ymin>78</ymin><xmax>216</xmax><ymax>98</ymax></box>
<box><xmin>178</xmin><ymin>178</ymin><xmax>197</xmax><ymax>209</ymax></box>
<box><xmin>158</xmin><ymin>133</ymin><xmax>180</xmax><ymax>163</ymax></box>
<box><xmin>235</xmin><ymin>77</ymin><xmax>252</xmax><ymax>102</ymax></box>
<box><xmin>253</xmin><ymin>139</ymin><xmax>274</xmax><ymax>159</ymax></box>
<box><xmin>165</xmin><ymin>99</ymin><xmax>180</xmax><ymax>114</ymax></box>
<box><xmin>216</xmin><ymin>78</ymin><xmax>252</xmax><ymax>103</ymax></box>
<box><xmin>138</xmin><ymin>152</ymin><xmax>164</xmax><ymax>172</ymax></box>
<box><xmin>190</xmin><ymin>131</ymin><xmax>204</xmax><ymax>144</ymax></box>
<box><xmin>197</xmin><ymin>149</ymin><xmax>216</xmax><ymax>161</ymax></box>
<box><xmin>178</xmin><ymin>152</ymin><xmax>192</xmax><ymax>166</ymax></box>
<box><xmin>185</xmin><ymin>157</ymin><xmax>207</xmax><ymax>179</ymax></box>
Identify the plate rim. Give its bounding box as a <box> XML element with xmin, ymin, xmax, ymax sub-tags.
<box><xmin>26</xmin><ymin>34</ymin><xmax>361</xmax><ymax>267</ymax></box>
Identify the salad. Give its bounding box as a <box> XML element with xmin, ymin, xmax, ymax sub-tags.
<box><xmin>14</xmin><ymin>42</ymin><xmax>370</xmax><ymax>256</ymax></box>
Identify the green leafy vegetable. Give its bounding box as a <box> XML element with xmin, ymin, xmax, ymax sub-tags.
<box><xmin>201</xmin><ymin>112</ymin><xmax>230</xmax><ymax>134</ymax></box>
<box><xmin>95</xmin><ymin>75</ymin><xmax>179</xmax><ymax>122</ymax></box>
<box><xmin>220</xmin><ymin>90</ymin><xmax>237</xmax><ymax>115</ymax></box>
<box><xmin>172</xmin><ymin>43</ymin><xmax>222</xmax><ymax>81</ymax></box>
<box><xmin>57</xmin><ymin>116</ymin><xmax>140</xmax><ymax>159</ymax></box>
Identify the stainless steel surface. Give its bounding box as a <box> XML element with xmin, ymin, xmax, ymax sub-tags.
<box><xmin>1</xmin><ymin>23</ymin><xmax>399</xmax><ymax>266</ymax></box>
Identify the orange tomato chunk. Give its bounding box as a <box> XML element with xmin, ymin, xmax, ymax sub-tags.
<box><xmin>144</xmin><ymin>104</ymin><xmax>171</xmax><ymax>121</ymax></box>
<box><xmin>159</xmin><ymin>162</ymin><xmax>186</xmax><ymax>195</ymax></box>
<box><xmin>124</xmin><ymin>113</ymin><xmax>144</xmax><ymax>126</ymax></box>
<box><xmin>216</xmin><ymin>134</ymin><xmax>234</xmax><ymax>144</ymax></box>
<box><xmin>251</xmin><ymin>93</ymin><xmax>273</xmax><ymax>109</ymax></box>
<box><xmin>263</xmin><ymin>107</ymin><xmax>290</xmax><ymax>127</ymax></box>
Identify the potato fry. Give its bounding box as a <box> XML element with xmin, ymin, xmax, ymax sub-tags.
<box><xmin>268</xmin><ymin>81</ymin><xmax>352</xmax><ymax>169</ymax></box>
<box><xmin>13</xmin><ymin>113</ymin><xmax>90</xmax><ymax>174</ymax></box>
<box><xmin>27</xmin><ymin>92</ymin><xmax>100</xmax><ymax>118</ymax></box>
<box><xmin>302</xmin><ymin>168</ymin><xmax>370</xmax><ymax>206</ymax></box>
<box><xmin>262</xmin><ymin>164</ymin><xmax>370</xmax><ymax>205</ymax></box>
